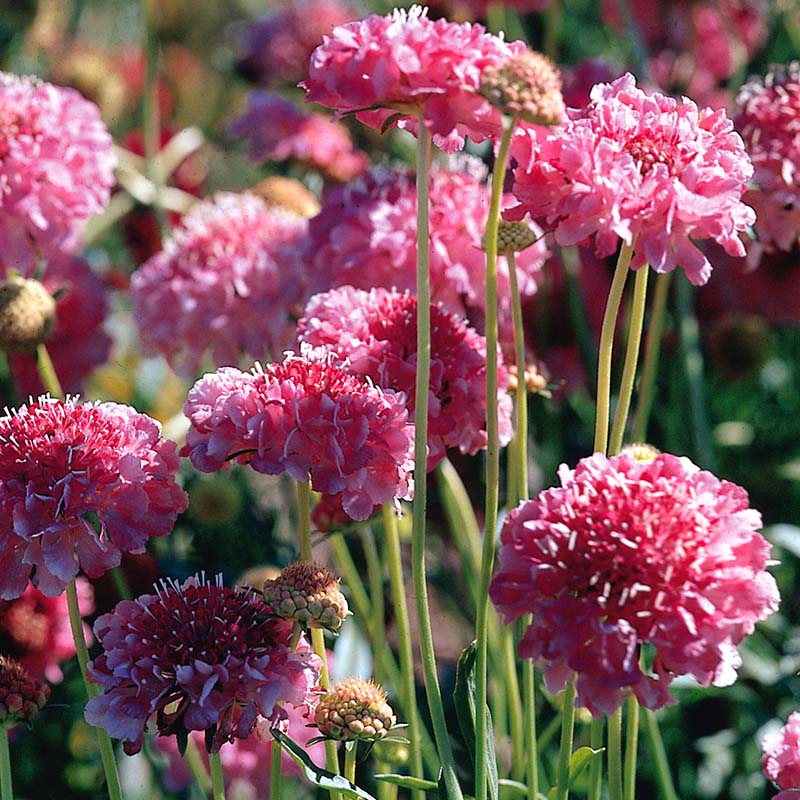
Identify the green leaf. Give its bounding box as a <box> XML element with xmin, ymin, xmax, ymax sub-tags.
<box><xmin>374</xmin><ymin>774</ymin><xmax>439</xmax><ymax>792</ymax></box>
<box><xmin>453</xmin><ymin>641</ymin><xmax>500</xmax><ymax>800</ymax></box>
<box><xmin>497</xmin><ymin>779</ymin><xmax>548</xmax><ymax>800</ymax></box>
<box><xmin>568</xmin><ymin>746</ymin><xmax>604</xmax><ymax>788</ymax></box>
<box><xmin>271</xmin><ymin>729</ymin><xmax>377</xmax><ymax>800</ymax></box>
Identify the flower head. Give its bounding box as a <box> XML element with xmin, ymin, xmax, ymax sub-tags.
<box><xmin>297</xmin><ymin>286</ymin><xmax>513</xmax><ymax>469</ymax></box>
<box><xmin>763</xmin><ymin>712</ymin><xmax>800</xmax><ymax>791</ymax></box>
<box><xmin>252</xmin><ymin>176</ymin><xmax>321</xmax><ymax>218</ymax></box>
<box><xmin>182</xmin><ymin>348</ymin><xmax>414</xmax><ymax>521</ymax></box>
<box><xmin>0</xmin><ymin>276</ymin><xmax>55</xmax><ymax>353</ymax></box>
<box><xmin>0</xmin><ymin>396</ymin><xmax>188</xmax><ymax>599</ymax></box>
<box><xmin>85</xmin><ymin>575</ymin><xmax>321</xmax><ymax>755</ymax></box>
<box><xmin>0</xmin><ymin>656</ymin><xmax>50</xmax><ymax>729</ymax></box>
<box><xmin>130</xmin><ymin>193</ymin><xmax>308</xmax><ymax>377</ymax></box>
<box><xmin>302</xmin><ymin>6</ymin><xmax>521</xmax><ymax>152</ymax></box>
<box><xmin>490</xmin><ymin>452</ymin><xmax>779</xmax><ymax>716</ymax></box>
<box><xmin>509</xmin><ymin>73</ymin><xmax>755</xmax><ymax>285</ymax></box>
<box><xmin>0</xmin><ymin>73</ymin><xmax>116</xmax><ymax>270</ymax></box>
<box><xmin>315</xmin><ymin>677</ymin><xmax>395</xmax><ymax>741</ymax></box>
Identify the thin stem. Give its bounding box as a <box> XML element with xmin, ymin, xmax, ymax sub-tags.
<box><xmin>0</xmin><ymin>728</ymin><xmax>12</xmax><ymax>800</ymax></box>
<box><xmin>297</xmin><ymin>481</ymin><xmax>313</xmax><ymax>562</ymax></box>
<box><xmin>383</xmin><ymin>505</ymin><xmax>425</xmax><ymax>794</ymax></box>
<box><xmin>609</xmin><ymin>265</ymin><xmax>649</xmax><ymax>456</ymax></box>
<box><xmin>554</xmin><ymin>682</ymin><xmax>577</xmax><ymax>800</ymax></box>
<box><xmin>36</xmin><ymin>343</ymin><xmax>63</xmax><ymax>399</ymax></box>
<box><xmin>544</xmin><ymin>0</ymin><xmax>562</xmax><ymax>60</ymax></box>
<box><xmin>607</xmin><ymin>708</ymin><xmax>623</xmax><ymax>800</ymax></box>
<box><xmin>359</xmin><ymin>526</ymin><xmax>386</xmax><ymax>681</ymax></box>
<box><xmin>632</xmin><ymin>272</ymin><xmax>672</xmax><ymax>442</ymax></box>
<box><xmin>623</xmin><ymin>696</ymin><xmax>639</xmax><ymax>800</ymax></box>
<box><xmin>184</xmin><ymin>737</ymin><xmax>211</xmax><ymax>799</ymax></box>
<box><xmin>522</xmin><ymin>655</ymin><xmax>538</xmax><ymax>800</ymax></box>
<box><xmin>66</xmin><ymin>579</ymin><xmax>124</xmax><ymax>800</ymax></box>
<box><xmin>643</xmin><ymin>710</ymin><xmax>679</xmax><ymax>800</ymax></box>
<box><xmin>508</xmin><ymin>250</ymin><xmax>528</xmax><ymax>503</ymax></box>
<box><xmin>411</xmin><ymin>118</ymin><xmax>463</xmax><ymax>800</ymax></box>
<box><xmin>594</xmin><ymin>242</ymin><xmax>635</xmax><ymax>455</ymax></box>
<box><xmin>344</xmin><ymin>743</ymin><xmax>357</xmax><ymax>783</ymax></box>
<box><xmin>475</xmin><ymin>118</ymin><xmax>516</xmax><ymax>800</ymax></box>
<box><xmin>110</xmin><ymin>566</ymin><xmax>132</xmax><ymax>601</ymax></box>
<box><xmin>209</xmin><ymin>752</ymin><xmax>226</xmax><ymax>800</ymax></box>
<box><xmin>502</xmin><ymin>626</ymin><xmax>525</xmax><ymax>781</ymax></box>
<box><xmin>588</xmin><ymin>718</ymin><xmax>604</xmax><ymax>800</ymax></box>
<box><xmin>270</xmin><ymin>739</ymin><xmax>282</xmax><ymax>800</ymax></box>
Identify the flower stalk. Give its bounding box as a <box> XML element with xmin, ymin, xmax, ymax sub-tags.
<box><xmin>554</xmin><ymin>682</ymin><xmax>577</xmax><ymax>800</ymax></box>
<box><xmin>608</xmin><ymin>707</ymin><xmax>624</xmax><ymax>800</ymax></box>
<box><xmin>209</xmin><ymin>751</ymin><xmax>226</xmax><ymax>800</ymax></box>
<box><xmin>0</xmin><ymin>728</ymin><xmax>11</xmax><ymax>800</ymax></box>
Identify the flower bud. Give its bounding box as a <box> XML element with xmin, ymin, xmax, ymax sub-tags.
<box><xmin>0</xmin><ymin>276</ymin><xmax>56</xmax><ymax>353</ymax></box>
<box><xmin>314</xmin><ymin>677</ymin><xmax>396</xmax><ymax>742</ymax></box>
<box><xmin>0</xmin><ymin>656</ymin><xmax>50</xmax><ymax>729</ymax></box>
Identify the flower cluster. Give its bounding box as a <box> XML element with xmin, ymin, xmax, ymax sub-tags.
<box><xmin>182</xmin><ymin>348</ymin><xmax>415</xmax><ymax>521</ymax></box>
<box><xmin>490</xmin><ymin>451</ymin><xmax>779</xmax><ymax>716</ymax></box>
<box><xmin>0</xmin><ymin>72</ymin><xmax>116</xmax><ymax>270</ymax></box>
<box><xmin>297</xmin><ymin>286</ymin><xmax>513</xmax><ymax>469</ymax></box>
<box><xmin>0</xmin><ymin>396</ymin><xmax>188</xmax><ymax>598</ymax></box>
<box><xmin>85</xmin><ymin>575</ymin><xmax>321</xmax><ymax>754</ymax></box>
<box><xmin>509</xmin><ymin>73</ymin><xmax>755</xmax><ymax>285</ymax></box>
<box><xmin>130</xmin><ymin>193</ymin><xmax>308</xmax><ymax>377</ymax></box>
<box><xmin>762</xmin><ymin>712</ymin><xmax>800</xmax><ymax>794</ymax></box>
<box><xmin>0</xmin><ymin>656</ymin><xmax>50</xmax><ymax>729</ymax></box>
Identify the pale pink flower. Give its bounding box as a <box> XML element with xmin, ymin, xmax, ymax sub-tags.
<box><xmin>509</xmin><ymin>73</ymin><xmax>755</xmax><ymax>285</ymax></box>
<box><xmin>763</xmin><ymin>712</ymin><xmax>800</xmax><ymax>791</ymax></box>
<box><xmin>130</xmin><ymin>193</ymin><xmax>307</xmax><ymax>377</ymax></box>
<box><xmin>297</xmin><ymin>286</ymin><xmax>513</xmax><ymax>469</ymax></box>
<box><xmin>182</xmin><ymin>348</ymin><xmax>415</xmax><ymax>521</ymax></box>
<box><xmin>85</xmin><ymin>575</ymin><xmax>321</xmax><ymax>755</ymax></box>
<box><xmin>490</xmin><ymin>451</ymin><xmax>779</xmax><ymax>717</ymax></box>
<box><xmin>0</xmin><ymin>397</ymin><xmax>188</xmax><ymax>599</ymax></box>
<box><xmin>302</xmin><ymin>6</ymin><xmax>521</xmax><ymax>152</ymax></box>
<box><xmin>0</xmin><ymin>73</ymin><xmax>116</xmax><ymax>270</ymax></box>
<box><xmin>228</xmin><ymin>91</ymin><xmax>368</xmax><ymax>183</ymax></box>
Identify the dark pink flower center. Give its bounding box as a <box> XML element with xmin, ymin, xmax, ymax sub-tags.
<box><xmin>625</xmin><ymin>132</ymin><xmax>682</xmax><ymax>176</ymax></box>
<box><xmin>0</xmin><ymin>107</ymin><xmax>34</xmax><ymax>159</ymax></box>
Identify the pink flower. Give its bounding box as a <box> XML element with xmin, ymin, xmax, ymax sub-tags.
<box><xmin>735</xmin><ymin>63</ymin><xmax>800</xmax><ymax>259</ymax></box>
<box><xmin>509</xmin><ymin>73</ymin><xmax>755</xmax><ymax>285</ymax></box>
<box><xmin>763</xmin><ymin>712</ymin><xmax>800</xmax><ymax>790</ymax></box>
<box><xmin>0</xmin><ymin>73</ymin><xmax>116</xmax><ymax>270</ymax></box>
<box><xmin>0</xmin><ymin>578</ymin><xmax>94</xmax><ymax>683</ymax></box>
<box><xmin>489</xmin><ymin>451</ymin><xmax>779</xmax><ymax>717</ymax></box>
<box><xmin>85</xmin><ymin>575</ymin><xmax>321</xmax><ymax>755</ymax></box>
<box><xmin>0</xmin><ymin>397</ymin><xmax>188</xmax><ymax>599</ymax></box>
<box><xmin>130</xmin><ymin>193</ymin><xmax>308</xmax><ymax>377</ymax></box>
<box><xmin>299</xmin><ymin>163</ymin><xmax>548</xmax><ymax>338</ymax></box>
<box><xmin>302</xmin><ymin>6</ymin><xmax>521</xmax><ymax>152</ymax></box>
<box><xmin>4</xmin><ymin>253</ymin><xmax>111</xmax><ymax>399</ymax></box>
<box><xmin>182</xmin><ymin>348</ymin><xmax>415</xmax><ymax>521</ymax></box>
<box><xmin>297</xmin><ymin>286</ymin><xmax>513</xmax><ymax>470</ymax></box>
<box><xmin>228</xmin><ymin>91</ymin><xmax>368</xmax><ymax>182</ymax></box>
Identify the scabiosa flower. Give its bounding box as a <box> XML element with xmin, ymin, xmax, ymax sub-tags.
<box><xmin>0</xmin><ymin>579</ymin><xmax>94</xmax><ymax>683</ymax></box>
<box><xmin>509</xmin><ymin>73</ymin><xmax>755</xmax><ymax>285</ymax></box>
<box><xmin>762</xmin><ymin>712</ymin><xmax>800</xmax><ymax>792</ymax></box>
<box><xmin>229</xmin><ymin>92</ymin><xmax>368</xmax><ymax>183</ymax></box>
<box><xmin>315</xmin><ymin>677</ymin><xmax>395</xmax><ymax>742</ymax></box>
<box><xmin>0</xmin><ymin>396</ymin><xmax>188</xmax><ymax>599</ymax></box>
<box><xmin>302</xmin><ymin>6</ymin><xmax>523</xmax><ymax>153</ymax></box>
<box><xmin>489</xmin><ymin>451</ymin><xmax>779</xmax><ymax>717</ymax></box>
<box><xmin>182</xmin><ymin>347</ymin><xmax>414</xmax><ymax>521</ymax></box>
<box><xmin>735</xmin><ymin>63</ymin><xmax>800</xmax><ymax>259</ymax></box>
<box><xmin>0</xmin><ymin>73</ymin><xmax>116</xmax><ymax>270</ymax></box>
<box><xmin>130</xmin><ymin>192</ymin><xmax>308</xmax><ymax>377</ymax></box>
<box><xmin>85</xmin><ymin>575</ymin><xmax>321</xmax><ymax>755</ymax></box>
<box><xmin>0</xmin><ymin>657</ymin><xmax>50</xmax><ymax>729</ymax></box>
<box><xmin>296</xmin><ymin>286</ymin><xmax>513</xmax><ymax>469</ymax></box>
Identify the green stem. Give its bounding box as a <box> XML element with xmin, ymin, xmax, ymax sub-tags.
<box><xmin>359</xmin><ymin>526</ymin><xmax>386</xmax><ymax>681</ymax></box>
<box><xmin>209</xmin><ymin>752</ymin><xmax>226</xmax><ymax>800</ymax></box>
<box><xmin>588</xmin><ymin>718</ymin><xmax>604</xmax><ymax>800</ymax></box>
<box><xmin>344</xmin><ymin>743</ymin><xmax>357</xmax><ymax>784</ymax></box>
<box><xmin>554</xmin><ymin>682</ymin><xmax>577</xmax><ymax>800</ymax></box>
<box><xmin>184</xmin><ymin>736</ymin><xmax>211</xmax><ymax>799</ymax></box>
<box><xmin>36</xmin><ymin>343</ymin><xmax>63</xmax><ymax>399</ymax></box>
<box><xmin>0</xmin><ymin>728</ymin><xmax>12</xmax><ymax>800</ymax></box>
<box><xmin>297</xmin><ymin>481</ymin><xmax>313</xmax><ymax>562</ymax></box>
<box><xmin>562</xmin><ymin>246</ymin><xmax>599</xmax><ymax>382</ymax></box>
<box><xmin>544</xmin><ymin>0</ymin><xmax>562</xmax><ymax>60</ymax></box>
<box><xmin>632</xmin><ymin>272</ymin><xmax>672</xmax><ymax>442</ymax></box>
<box><xmin>594</xmin><ymin>242</ymin><xmax>634</xmax><ymax>455</ymax></box>
<box><xmin>66</xmin><ymin>579</ymin><xmax>124</xmax><ymax>800</ymax></box>
<box><xmin>643</xmin><ymin>711</ymin><xmax>678</xmax><ymax>800</ymax></box>
<box><xmin>609</xmin><ymin>266</ymin><xmax>649</xmax><ymax>456</ymax></box>
<box><xmin>382</xmin><ymin>505</ymin><xmax>425</xmax><ymax>794</ymax></box>
<box><xmin>522</xmin><ymin>654</ymin><xmax>538</xmax><ymax>799</ymax></box>
<box><xmin>607</xmin><ymin>708</ymin><xmax>623</xmax><ymax>800</ymax></box>
<box><xmin>508</xmin><ymin>250</ymin><xmax>528</xmax><ymax>503</ymax></box>
<box><xmin>270</xmin><ymin>738</ymin><xmax>282</xmax><ymax>800</ymax></box>
<box><xmin>502</xmin><ymin>627</ymin><xmax>525</xmax><ymax>781</ymax></box>
<box><xmin>412</xmin><ymin>118</ymin><xmax>463</xmax><ymax>800</ymax></box>
<box><xmin>475</xmin><ymin>117</ymin><xmax>516</xmax><ymax>800</ymax></box>
<box><xmin>110</xmin><ymin>566</ymin><xmax>132</xmax><ymax>601</ymax></box>
<box><xmin>623</xmin><ymin>696</ymin><xmax>639</xmax><ymax>800</ymax></box>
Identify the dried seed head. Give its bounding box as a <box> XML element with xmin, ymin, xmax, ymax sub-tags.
<box><xmin>0</xmin><ymin>276</ymin><xmax>56</xmax><ymax>353</ymax></box>
<box><xmin>314</xmin><ymin>677</ymin><xmax>396</xmax><ymax>742</ymax></box>
<box><xmin>621</xmin><ymin>443</ymin><xmax>661</xmax><ymax>464</ymax></box>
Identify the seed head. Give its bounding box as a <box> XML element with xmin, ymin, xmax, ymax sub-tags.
<box><xmin>252</xmin><ymin>176</ymin><xmax>320</xmax><ymax>218</ymax></box>
<box><xmin>314</xmin><ymin>677</ymin><xmax>396</xmax><ymax>742</ymax></box>
<box><xmin>620</xmin><ymin>443</ymin><xmax>661</xmax><ymax>463</ymax></box>
<box><xmin>0</xmin><ymin>656</ymin><xmax>49</xmax><ymax>729</ymax></box>
<box><xmin>0</xmin><ymin>276</ymin><xmax>56</xmax><ymax>353</ymax></box>
<box><xmin>493</xmin><ymin>220</ymin><xmax>540</xmax><ymax>255</ymax></box>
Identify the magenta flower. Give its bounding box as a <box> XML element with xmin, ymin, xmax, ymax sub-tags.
<box><xmin>489</xmin><ymin>451</ymin><xmax>779</xmax><ymax>717</ymax></box>
<box><xmin>228</xmin><ymin>91</ymin><xmax>368</xmax><ymax>183</ymax></box>
<box><xmin>509</xmin><ymin>73</ymin><xmax>755</xmax><ymax>285</ymax></box>
<box><xmin>0</xmin><ymin>73</ymin><xmax>116</xmax><ymax>270</ymax></box>
<box><xmin>182</xmin><ymin>348</ymin><xmax>414</xmax><ymax>521</ymax></box>
<box><xmin>297</xmin><ymin>286</ymin><xmax>513</xmax><ymax>470</ymax></box>
<box><xmin>763</xmin><ymin>713</ymin><xmax>800</xmax><ymax>792</ymax></box>
<box><xmin>85</xmin><ymin>575</ymin><xmax>321</xmax><ymax>755</ymax></box>
<box><xmin>130</xmin><ymin>193</ymin><xmax>308</xmax><ymax>377</ymax></box>
<box><xmin>0</xmin><ymin>397</ymin><xmax>188</xmax><ymax>599</ymax></box>
<box><xmin>302</xmin><ymin>6</ymin><xmax>522</xmax><ymax>152</ymax></box>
